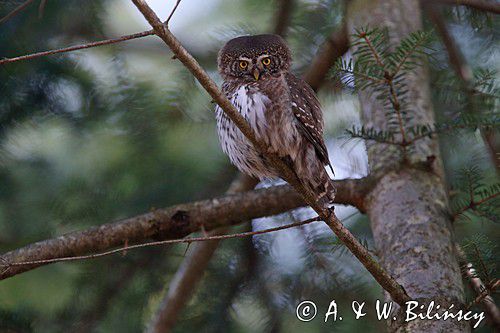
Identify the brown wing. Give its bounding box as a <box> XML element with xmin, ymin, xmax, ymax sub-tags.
<box><xmin>285</xmin><ymin>73</ymin><xmax>332</xmax><ymax>170</ymax></box>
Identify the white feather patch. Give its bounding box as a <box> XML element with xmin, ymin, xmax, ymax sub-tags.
<box><xmin>233</xmin><ymin>85</ymin><xmax>270</xmax><ymax>137</ymax></box>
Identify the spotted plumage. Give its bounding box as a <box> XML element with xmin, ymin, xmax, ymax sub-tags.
<box><xmin>215</xmin><ymin>34</ymin><xmax>335</xmax><ymax>206</ymax></box>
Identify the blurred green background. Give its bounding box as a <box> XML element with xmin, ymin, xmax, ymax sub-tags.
<box><xmin>0</xmin><ymin>0</ymin><xmax>498</xmax><ymax>332</ymax></box>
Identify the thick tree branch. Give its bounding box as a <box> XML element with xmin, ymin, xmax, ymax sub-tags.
<box><xmin>303</xmin><ymin>22</ymin><xmax>349</xmax><ymax>92</ymax></box>
<box><xmin>0</xmin><ymin>179</ymin><xmax>367</xmax><ymax>281</ymax></box>
<box><xmin>131</xmin><ymin>0</ymin><xmax>410</xmax><ymax>306</ymax></box>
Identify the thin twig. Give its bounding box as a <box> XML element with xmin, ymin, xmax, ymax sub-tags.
<box><xmin>388</xmin><ymin>81</ymin><xmax>409</xmax><ymax>145</ymax></box>
<box><xmin>425</xmin><ymin>3</ymin><xmax>499</xmax><ymax>172</ymax></box>
<box><xmin>0</xmin><ymin>217</ymin><xmax>320</xmax><ymax>271</ymax></box>
<box><xmin>0</xmin><ymin>0</ymin><xmax>35</xmax><ymax>25</ymax></box>
<box><xmin>0</xmin><ymin>29</ymin><xmax>154</xmax><ymax>65</ymax></box>
<box><xmin>131</xmin><ymin>0</ymin><xmax>410</xmax><ymax>306</ymax></box>
<box><xmin>165</xmin><ymin>0</ymin><xmax>182</xmax><ymax>27</ymax></box>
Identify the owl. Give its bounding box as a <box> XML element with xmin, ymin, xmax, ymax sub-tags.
<box><xmin>215</xmin><ymin>34</ymin><xmax>335</xmax><ymax>207</ymax></box>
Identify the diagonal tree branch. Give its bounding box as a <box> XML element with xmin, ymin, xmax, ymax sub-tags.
<box><xmin>131</xmin><ymin>0</ymin><xmax>410</xmax><ymax>305</ymax></box>
<box><xmin>455</xmin><ymin>244</ymin><xmax>500</xmax><ymax>329</ymax></box>
<box><xmin>273</xmin><ymin>0</ymin><xmax>295</xmax><ymax>37</ymax></box>
<box><xmin>146</xmin><ymin>174</ymin><xmax>258</xmax><ymax>333</ymax></box>
<box><xmin>0</xmin><ymin>179</ymin><xmax>367</xmax><ymax>281</ymax></box>
<box><xmin>0</xmin><ymin>0</ymin><xmax>35</xmax><ymax>25</ymax></box>
<box><xmin>303</xmin><ymin>21</ymin><xmax>349</xmax><ymax>92</ymax></box>
<box><xmin>70</xmin><ymin>249</ymin><xmax>165</xmax><ymax>333</ymax></box>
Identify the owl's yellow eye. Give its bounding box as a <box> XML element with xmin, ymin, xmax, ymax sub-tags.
<box><xmin>262</xmin><ymin>57</ymin><xmax>271</xmax><ymax>66</ymax></box>
<box><xmin>239</xmin><ymin>61</ymin><xmax>248</xmax><ymax>69</ymax></box>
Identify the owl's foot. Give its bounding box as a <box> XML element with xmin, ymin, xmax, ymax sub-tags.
<box><xmin>326</xmin><ymin>205</ymin><xmax>335</xmax><ymax>218</ymax></box>
<box><xmin>315</xmin><ymin>180</ymin><xmax>336</xmax><ymax>209</ymax></box>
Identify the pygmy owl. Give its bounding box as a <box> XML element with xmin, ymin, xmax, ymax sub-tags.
<box><xmin>215</xmin><ymin>34</ymin><xmax>335</xmax><ymax>206</ymax></box>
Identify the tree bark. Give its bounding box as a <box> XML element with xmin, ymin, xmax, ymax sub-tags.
<box><xmin>347</xmin><ymin>0</ymin><xmax>468</xmax><ymax>332</ymax></box>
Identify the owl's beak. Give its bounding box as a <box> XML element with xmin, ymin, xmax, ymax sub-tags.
<box><xmin>252</xmin><ymin>68</ymin><xmax>260</xmax><ymax>81</ymax></box>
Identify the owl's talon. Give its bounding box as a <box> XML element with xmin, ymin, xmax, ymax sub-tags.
<box><xmin>326</xmin><ymin>205</ymin><xmax>335</xmax><ymax>219</ymax></box>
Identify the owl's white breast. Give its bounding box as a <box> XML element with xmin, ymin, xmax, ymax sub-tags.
<box><xmin>232</xmin><ymin>85</ymin><xmax>271</xmax><ymax>138</ymax></box>
<box><xmin>215</xmin><ymin>84</ymin><xmax>275</xmax><ymax>179</ymax></box>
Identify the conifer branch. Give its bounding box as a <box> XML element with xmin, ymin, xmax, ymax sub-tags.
<box><xmin>337</xmin><ymin>67</ymin><xmax>386</xmax><ymax>85</ymax></box>
<box><xmin>359</xmin><ymin>31</ymin><xmax>386</xmax><ymax>69</ymax></box>
<box><xmin>387</xmin><ymin>78</ymin><xmax>408</xmax><ymax>145</ymax></box>
<box><xmin>389</xmin><ymin>31</ymin><xmax>431</xmax><ymax>78</ymax></box>
<box><xmin>456</xmin><ymin>245</ymin><xmax>500</xmax><ymax>328</ymax></box>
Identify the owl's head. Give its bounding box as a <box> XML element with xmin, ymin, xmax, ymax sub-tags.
<box><xmin>217</xmin><ymin>34</ymin><xmax>291</xmax><ymax>82</ymax></box>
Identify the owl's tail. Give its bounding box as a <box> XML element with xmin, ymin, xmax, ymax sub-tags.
<box><xmin>315</xmin><ymin>172</ymin><xmax>336</xmax><ymax>208</ymax></box>
<box><xmin>293</xmin><ymin>148</ymin><xmax>336</xmax><ymax>208</ymax></box>
<box><xmin>300</xmin><ymin>167</ymin><xmax>335</xmax><ymax>209</ymax></box>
